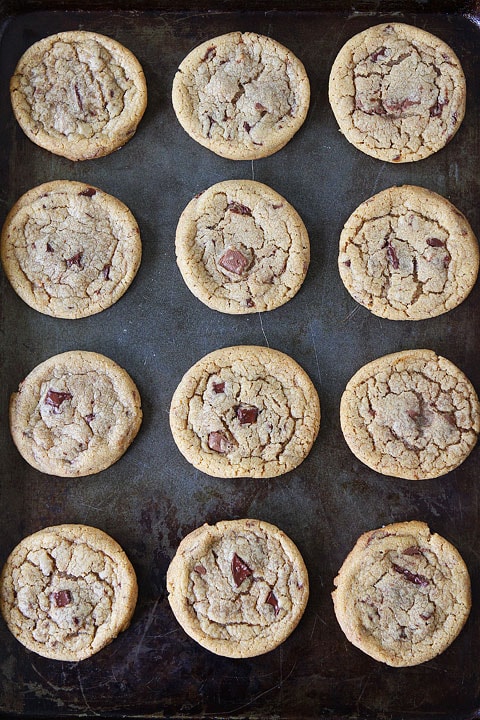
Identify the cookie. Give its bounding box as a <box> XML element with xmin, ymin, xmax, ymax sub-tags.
<box><xmin>167</xmin><ymin>518</ymin><xmax>309</xmax><ymax>657</ymax></box>
<box><xmin>10</xmin><ymin>351</ymin><xmax>142</xmax><ymax>477</ymax></box>
<box><xmin>1</xmin><ymin>180</ymin><xmax>142</xmax><ymax>319</ymax></box>
<box><xmin>170</xmin><ymin>345</ymin><xmax>320</xmax><ymax>478</ymax></box>
<box><xmin>332</xmin><ymin>521</ymin><xmax>471</xmax><ymax>667</ymax></box>
<box><xmin>340</xmin><ymin>349</ymin><xmax>480</xmax><ymax>480</ymax></box>
<box><xmin>10</xmin><ymin>31</ymin><xmax>147</xmax><ymax>161</ymax></box>
<box><xmin>172</xmin><ymin>31</ymin><xmax>310</xmax><ymax>160</ymax></box>
<box><xmin>328</xmin><ymin>23</ymin><xmax>466</xmax><ymax>162</ymax></box>
<box><xmin>175</xmin><ymin>180</ymin><xmax>310</xmax><ymax>314</ymax></box>
<box><xmin>0</xmin><ymin>524</ymin><xmax>137</xmax><ymax>661</ymax></box>
<box><xmin>338</xmin><ymin>185</ymin><xmax>479</xmax><ymax>320</ymax></box>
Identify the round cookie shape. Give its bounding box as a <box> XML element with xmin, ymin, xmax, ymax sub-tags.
<box><xmin>167</xmin><ymin>518</ymin><xmax>309</xmax><ymax>657</ymax></box>
<box><xmin>332</xmin><ymin>521</ymin><xmax>471</xmax><ymax>667</ymax></box>
<box><xmin>10</xmin><ymin>31</ymin><xmax>147</xmax><ymax>161</ymax></box>
<box><xmin>328</xmin><ymin>23</ymin><xmax>466</xmax><ymax>162</ymax></box>
<box><xmin>172</xmin><ymin>31</ymin><xmax>310</xmax><ymax>160</ymax></box>
<box><xmin>10</xmin><ymin>351</ymin><xmax>142</xmax><ymax>477</ymax></box>
<box><xmin>169</xmin><ymin>345</ymin><xmax>320</xmax><ymax>478</ymax></box>
<box><xmin>1</xmin><ymin>181</ymin><xmax>142</xmax><ymax>319</ymax></box>
<box><xmin>176</xmin><ymin>180</ymin><xmax>310</xmax><ymax>314</ymax></box>
<box><xmin>0</xmin><ymin>524</ymin><xmax>138</xmax><ymax>661</ymax></box>
<box><xmin>340</xmin><ymin>349</ymin><xmax>480</xmax><ymax>480</ymax></box>
<box><xmin>338</xmin><ymin>185</ymin><xmax>479</xmax><ymax>320</ymax></box>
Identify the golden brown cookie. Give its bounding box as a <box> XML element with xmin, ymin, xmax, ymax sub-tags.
<box><xmin>1</xmin><ymin>180</ymin><xmax>142</xmax><ymax>318</ymax></box>
<box><xmin>10</xmin><ymin>351</ymin><xmax>142</xmax><ymax>477</ymax></box>
<box><xmin>176</xmin><ymin>180</ymin><xmax>310</xmax><ymax>313</ymax></box>
<box><xmin>329</xmin><ymin>23</ymin><xmax>466</xmax><ymax>162</ymax></box>
<box><xmin>10</xmin><ymin>31</ymin><xmax>147</xmax><ymax>160</ymax></box>
<box><xmin>170</xmin><ymin>345</ymin><xmax>320</xmax><ymax>478</ymax></box>
<box><xmin>167</xmin><ymin>518</ymin><xmax>309</xmax><ymax>657</ymax></box>
<box><xmin>332</xmin><ymin>521</ymin><xmax>471</xmax><ymax>666</ymax></box>
<box><xmin>338</xmin><ymin>185</ymin><xmax>478</xmax><ymax>320</ymax></box>
<box><xmin>340</xmin><ymin>349</ymin><xmax>480</xmax><ymax>480</ymax></box>
<box><xmin>0</xmin><ymin>524</ymin><xmax>138</xmax><ymax>661</ymax></box>
<box><xmin>172</xmin><ymin>31</ymin><xmax>310</xmax><ymax>159</ymax></box>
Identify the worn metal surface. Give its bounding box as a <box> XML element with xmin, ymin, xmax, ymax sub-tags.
<box><xmin>0</xmin><ymin>5</ymin><xmax>479</xmax><ymax>719</ymax></box>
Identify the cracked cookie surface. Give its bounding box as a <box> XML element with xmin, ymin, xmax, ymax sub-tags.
<box><xmin>10</xmin><ymin>351</ymin><xmax>142</xmax><ymax>477</ymax></box>
<box><xmin>169</xmin><ymin>345</ymin><xmax>320</xmax><ymax>478</ymax></box>
<box><xmin>167</xmin><ymin>518</ymin><xmax>309</xmax><ymax>657</ymax></box>
<box><xmin>328</xmin><ymin>23</ymin><xmax>466</xmax><ymax>162</ymax></box>
<box><xmin>338</xmin><ymin>185</ymin><xmax>478</xmax><ymax>320</ymax></box>
<box><xmin>1</xmin><ymin>181</ymin><xmax>142</xmax><ymax>319</ymax></box>
<box><xmin>340</xmin><ymin>349</ymin><xmax>480</xmax><ymax>479</ymax></box>
<box><xmin>332</xmin><ymin>521</ymin><xmax>471</xmax><ymax>666</ymax></box>
<box><xmin>176</xmin><ymin>180</ymin><xmax>310</xmax><ymax>314</ymax></box>
<box><xmin>0</xmin><ymin>524</ymin><xmax>137</xmax><ymax>661</ymax></box>
<box><xmin>10</xmin><ymin>31</ymin><xmax>147</xmax><ymax>161</ymax></box>
<box><xmin>172</xmin><ymin>31</ymin><xmax>310</xmax><ymax>160</ymax></box>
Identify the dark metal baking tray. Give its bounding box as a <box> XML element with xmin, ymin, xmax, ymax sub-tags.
<box><xmin>1</xmin><ymin>1</ymin><xmax>479</xmax><ymax>718</ymax></box>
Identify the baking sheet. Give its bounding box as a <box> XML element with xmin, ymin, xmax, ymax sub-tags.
<box><xmin>0</xmin><ymin>4</ymin><xmax>479</xmax><ymax>718</ymax></box>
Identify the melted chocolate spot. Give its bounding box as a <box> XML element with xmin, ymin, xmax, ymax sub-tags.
<box><xmin>53</xmin><ymin>590</ymin><xmax>72</xmax><ymax>607</ymax></box>
<box><xmin>45</xmin><ymin>389</ymin><xmax>72</xmax><ymax>411</ymax></box>
<box><xmin>227</xmin><ymin>201</ymin><xmax>252</xmax><ymax>216</ymax></box>
<box><xmin>194</xmin><ymin>564</ymin><xmax>207</xmax><ymax>575</ymax></box>
<box><xmin>212</xmin><ymin>381</ymin><xmax>225</xmax><ymax>394</ymax></box>
<box><xmin>392</xmin><ymin>563</ymin><xmax>429</xmax><ymax>587</ymax></box>
<box><xmin>102</xmin><ymin>263</ymin><xmax>111</xmax><ymax>280</ymax></box>
<box><xmin>79</xmin><ymin>187</ymin><xmax>96</xmax><ymax>197</ymax></box>
<box><xmin>231</xmin><ymin>553</ymin><xmax>253</xmax><ymax>587</ymax></box>
<box><xmin>203</xmin><ymin>46</ymin><xmax>216</xmax><ymax>61</ymax></box>
<box><xmin>426</xmin><ymin>237</ymin><xmax>445</xmax><ymax>247</ymax></box>
<box><xmin>236</xmin><ymin>405</ymin><xmax>259</xmax><ymax>424</ymax></box>
<box><xmin>387</xmin><ymin>242</ymin><xmax>400</xmax><ymax>269</ymax></box>
<box><xmin>266</xmin><ymin>590</ymin><xmax>280</xmax><ymax>615</ymax></box>
<box><xmin>46</xmin><ymin>243</ymin><xmax>54</xmax><ymax>253</ymax></box>
<box><xmin>403</xmin><ymin>546</ymin><xmax>423</xmax><ymax>556</ymax></box>
<box><xmin>85</xmin><ymin>413</ymin><xmax>95</xmax><ymax>425</ymax></box>
<box><xmin>66</xmin><ymin>252</ymin><xmax>83</xmax><ymax>269</ymax></box>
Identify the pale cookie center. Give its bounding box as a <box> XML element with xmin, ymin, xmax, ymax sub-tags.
<box><xmin>20</xmin><ymin>40</ymin><xmax>131</xmax><ymax>139</ymax></box>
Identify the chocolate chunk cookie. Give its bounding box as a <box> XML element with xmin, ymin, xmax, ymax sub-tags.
<box><xmin>170</xmin><ymin>345</ymin><xmax>320</xmax><ymax>478</ymax></box>
<box><xmin>332</xmin><ymin>521</ymin><xmax>471</xmax><ymax>666</ymax></box>
<box><xmin>167</xmin><ymin>518</ymin><xmax>309</xmax><ymax>657</ymax></box>
<box><xmin>10</xmin><ymin>31</ymin><xmax>147</xmax><ymax>160</ymax></box>
<box><xmin>172</xmin><ymin>31</ymin><xmax>310</xmax><ymax>160</ymax></box>
<box><xmin>338</xmin><ymin>185</ymin><xmax>478</xmax><ymax>320</ymax></box>
<box><xmin>0</xmin><ymin>524</ymin><xmax>138</xmax><ymax>661</ymax></box>
<box><xmin>329</xmin><ymin>23</ymin><xmax>466</xmax><ymax>162</ymax></box>
<box><xmin>340</xmin><ymin>349</ymin><xmax>480</xmax><ymax>480</ymax></box>
<box><xmin>10</xmin><ymin>351</ymin><xmax>142</xmax><ymax>477</ymax></box>
<box><xmin>1</xmin><ymin>180</ymin><xmax>142</xmax><ymax>319</ymax></box>
<box><xmin>176</xmin><ymin>180</ymin><xmax>310</xmax><ymax>313</ymax></box>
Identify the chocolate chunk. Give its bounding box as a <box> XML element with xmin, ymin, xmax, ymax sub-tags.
<box><xmin>45</xmin><ymin>389</ymin><xmax>73</xmax><ymax>411</ymax></box>
<box><xmin>386</xmin><ymin>242</ymin><xmax>400</xmax><ymax>269</ymax></box>
<box><xmin>79</xmin><ymin>187</ymin><xmax>96</xmax><ymax>197</ymax></box>
<box><xmin>212</xmin><ymin>381</ymin><xmax>225</xmax><ymax>394</ymax></box>
<box><xmin>444</xmin><ymin>256</ymin><xmax>451</xmax><ymax>268</ymax></box>
<box><xmin>236</xmin><ymin>405</ymin><xmax>259</xmax><ymax>424</ymax></box>
<box><xmin>243</xmin><ymin>121</ymin><xmax>252</xmax><ymax>133</ymax></box>
<box><xmin>218</xmin><ymin>248</ymin><xmax>250</xmax><ymax>275</ymax></box>
<box><xmin>246</xmin><ymin>298</ymin><xmax>255</xmax><ymax>308</ymax></box>
<box><xmin>426</xmin><ymin>237</ymin><xmax>445</xmax><ymax>247</ymax></box>
<box><xmin>403</xmin><ymin>546</ymin><xmax>423</xmax><ymax>556</ymax></box>
<box><xmin>231</xmin><ymin>553</ymin><xmax>253</xmax><ymax>587</ymax></box>
<box><xmin>343</xmin><ymin>259</ymin><xmax>351</xmax><ymax>267</ymax></box>
<box><xmin>53</xmin><ymin>589</ymin><xmax>72</xmax><ymax>607</ymax></box>
<box><xmin>208</xmin><ymin>431</ymin><xmax>231</xmax><ymax>454</ymax></box>
<box><xmin>227</xmin><ymin>201</ymin><xmax>252</xmax><ymax>216</ymax></box>
<box><xmin>370</xmin><ymin>46</ymin><xmax>387</xmax><ymax>62</ymax></box>
<box><xmin>265</xmin><ymin>590</ymin><xmax>280</xmax><ymax>615</ymax></box>
<box><xmin>202</xmin><ymin>46</ymin><xmax>216</xmax><ymax>61</ymax></box>
<box><xmin>46</xmin><ymin>242</ymin><xmax>54</xmax><ymax>253</ymax></box>
<box><xmin>194</xmin><ymin>564</ymin><xmax>207</xmax><ymax>575</ymax></box>
<box><xmin>66</xmin><ymin>252</ymin><xmax>83</xmax><ymax>269</ymax></box>
<box><xmin>430</xmin><ymin>99</ymin><xmax>447</xmax><ymax>117</ymax></box>
<box><xmin>392</xmin><ymin>563</ymin><xmax>429</xmax><ymax>587</ymax></box>
<box><xmin>102</xmin><ymin>263</ymin><xmax>111</xmax><ymax>280</ymax></box>
<box><xmin>85</xmin><ymin>413</ymin><xmax>95</xmax><ymax>425</ymax></box>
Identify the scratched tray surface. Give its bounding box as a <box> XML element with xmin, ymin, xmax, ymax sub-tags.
<box><xmin>0</xmin><ymin>7</ymin><xmax>479</xmax><ymax>719</ymax></box>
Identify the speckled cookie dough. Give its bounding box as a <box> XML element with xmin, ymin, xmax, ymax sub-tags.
<box><xmin>10</xmin><ymin>351</ymin><xmax>142</xmax><ymax>477</ymax></box>
<box><xmin>169</xmin><ymin>345</ymin><xmax>320</xmax><ymax>478</ymax></box>
<box><xmin>167</xmin><ymin>518</ymin><xmax>309</xmax><ymax>657</ymax></box>
<box><xmin>340</xmin><ymin>349</ymin><xmax>480</xmax><ymax>480</ymax></box>
<box><xmin>0</xmin><ymin>524</ymin><xmax>138</xmax><ymax>661</ymax></box>
<box><xmin>176</xmin><ymin>180</ymin><xmax>310</xmax><ymax>314</ymax></box>
<box><xmin>1</xmin><ymin>180</ymin><xmax>142</xmax><ymax>319</ymax></box>
<box><xmin>328</xmin><ymin>23</ymin><xmax>466</xmax><ymax>162</ymax></box>
<box><xmin>332</xmin><ymin>521</ymin><xmax>471</xmax><ymax>666</ymax></box>
<box><xmin>172</xmin><ymin>31</ymin><xmax>310</xmax><ymax>160</ymax></box>
<box><xmin>10</xmin><ymin>31</ymin><xmax>147</xmax><ymax>160</ymax></box>
<box><xmin>338</xmin><ymin>185</ymin><xmax>479</xmax><ymax>320</ymax></box>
